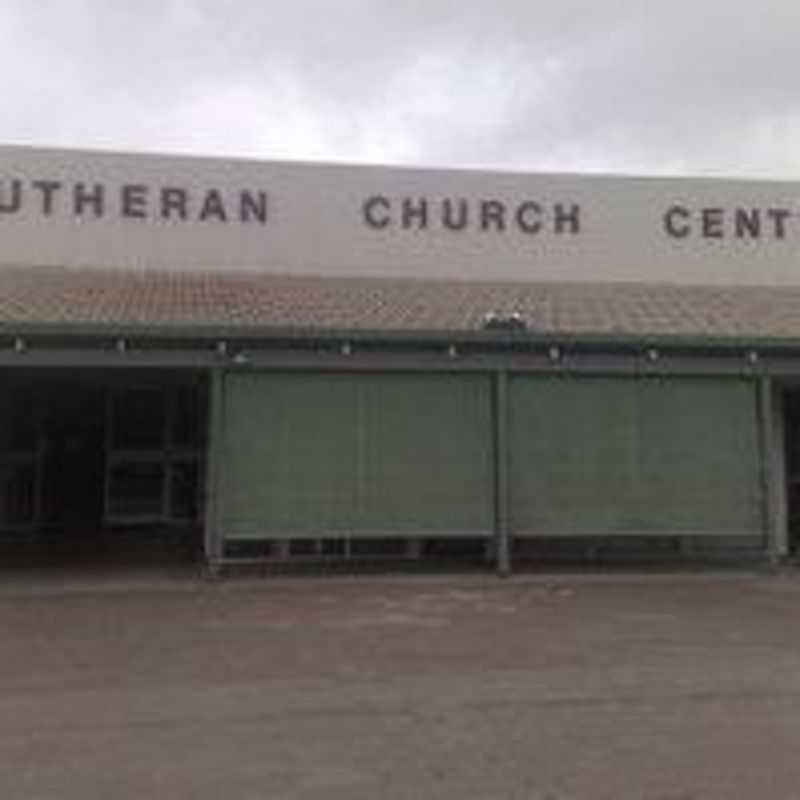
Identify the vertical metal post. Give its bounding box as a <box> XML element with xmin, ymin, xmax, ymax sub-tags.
<box><xmin>494</xmin><ymin>369</ymin><xmax>512</xmax><ymax>576</ymax></box>
<box><xmin>103</xmin><ymin>386</ymin><xmax>113</xmax><ymax>524</ymax></box>
<box><xmin>760</xmin><ymin>377</ymin><xmax>788</xmax><ymax>563</ymax></box>
<box><xmin>33</xmin><ymin>390</ymin><xmax>46</xmax><ymax>530</ymax></box>
<box><xmin>163</xmin><ymin>385</ymin><xmax>174</xmax><ymax>522</ymax></box>
<box><xmin>203</xmin><ymin>368</ymin><xmax>225</xmax><ymax>574</ymax></box>
<box><xmin>772</xmin><ymin>382</ymin><xmax>789</xmax><ymax>559</ymax></box>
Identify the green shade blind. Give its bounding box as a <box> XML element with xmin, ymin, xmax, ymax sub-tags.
<box><xmin>510</xmin><ymin>375</ymin><xmax>762</xmax><ymax>537</ymax></box>
<box><xmin>219</xmin><ymin>372</ymin><xmax>493</xmax><ymax>539</ymax></box>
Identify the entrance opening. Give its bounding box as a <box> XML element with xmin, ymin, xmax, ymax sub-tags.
<box><xmin>0</xmin><ymin>369</ymin><xmax>208</xmax><ymax>569</ymax></box>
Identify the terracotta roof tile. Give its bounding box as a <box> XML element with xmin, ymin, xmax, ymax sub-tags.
<box><xmin>1</xmin><ymin>265</ymin><xmax>800</xmax><ymax>341</ymax></box>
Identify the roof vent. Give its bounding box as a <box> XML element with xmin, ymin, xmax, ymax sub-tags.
<box><xmin>481</xmin><ymin>311</ymin><xmax>528</xmax><ymax>332</ymax></box>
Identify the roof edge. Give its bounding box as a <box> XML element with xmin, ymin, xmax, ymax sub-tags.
<box><xmin>2</xmin><ymin>319</ymin><xmax>800</xmax><ymax>352</ymax></box>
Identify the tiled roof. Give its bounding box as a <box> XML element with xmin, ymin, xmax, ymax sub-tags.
<box><xmin>1</xmin><ymin>265</ymin><xmax>800</xmax><ymax>341</ymax></box>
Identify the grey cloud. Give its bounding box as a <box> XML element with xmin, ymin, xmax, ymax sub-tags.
<box><xmin>2</xmin><ymin>0</ymin><xmax>800</xmax><ymax>176</ymax></box>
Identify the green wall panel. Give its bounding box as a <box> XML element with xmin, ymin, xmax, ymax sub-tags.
<box><xmin>219</xmin><ymin>372</ymin><xmax>493</xmax><ymax>539</ymax></box>
<box><xmin>510</xmin><ymin>375</ymin><xmax>763</xmax><ymax>537</ymax></box>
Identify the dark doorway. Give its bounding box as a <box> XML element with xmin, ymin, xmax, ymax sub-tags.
<box><xmin>42</xmin><ymin>383</ymin><xmax>105</xmax><ymax>531</ymax></box>
<box><xmin>0</xmin><ymin>369</ymin><xmax>208</xmax><ymax>567</ymax></box>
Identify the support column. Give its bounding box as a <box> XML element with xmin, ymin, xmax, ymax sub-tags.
<box><xmin>760</xmin><ymin>377</ymin><xmax>789</xmax><ymax>564</ymax></box>
<box><xmin>204</xmin><ymin>368</ymin><xmax>226</xmax><ymax>574</ymax></box>
<box><xmin>494</xmin><ymin>370</ymin><xmax>511</xmax><ymax>576</ymax></box>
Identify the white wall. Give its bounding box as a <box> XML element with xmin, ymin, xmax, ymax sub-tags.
<box><xmin>2</xmin><ymin>144</ymin><xmax>800</xmax><ymax>286</ymax></box>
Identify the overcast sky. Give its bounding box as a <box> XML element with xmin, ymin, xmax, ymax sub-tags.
<box><xmin>2</xmin><ymin>0</ymin><xmax>800</xmax><ymax>177</ymax></box>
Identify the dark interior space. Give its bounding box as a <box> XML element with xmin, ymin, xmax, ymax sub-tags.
<box><xmin>0</xmin><ymin>369</ymin><xmax>207</xmax><ymax>568</ymax></box>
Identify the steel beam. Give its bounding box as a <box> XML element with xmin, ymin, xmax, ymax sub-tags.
<box><xmin>760</xmin><ymin>377</ymin><xmax>789</xmax><ymax>562</ymax></box>
<box><xmin>494</xmin><ymin>369</ymin><xmax>511</xmax><ymax>576</ymax></box>
<box><xmin>203</xmin><ymin>368</ymin><xmax>226</xmax><ymax>573</ymax></box>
